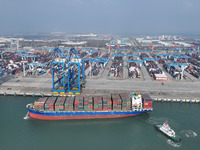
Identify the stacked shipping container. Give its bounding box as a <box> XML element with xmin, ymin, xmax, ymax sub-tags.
<box><xmin>64</xmin><ymin>96</ymin><xmax>74</xmax><ymax>111</ymax></box>
<box><xmin>35</xmin><ymin>97</ymin><xmax>48</xmax><ymax>111</ymax></box>
<box><xmin>141</xmin><ymin>94</ymin><xmax>152</xmax><ymax>109</ymax></box>
<box><xmin>120</xmin><ymin>93</ymin><xmax>131</xmax><ymax>110</ymax></box>
<box><xmin>112</xmin><ymin>93</ymin><xmax>122</xmax><ymax>111</ymax></box>
<box><xmin>103</xmin><ymin>95</ymin><xmax>112</xmax><ymax>111</ymax></box>
<box><xmin>55</xmin><ymin>97</ymin><xmax>66</xmax><ymax>111</ymax></box>
<box><xmin>74</xmin><ymin>96</ymin><xmax>84</xmax><ymax>111</ymax></box>
<box><xmin>93</xmin><ymin>96</ymin><xmax>103</xmax><ymax>111</ymax></box>
<box><xmin>45</xmin><ymin>97</ymin><xmax>57</xmax><ymax>111</ymax></box>
<box><xmin>84</xmin><ymin>96</ymin><xmax>93</xmax><ymax>111</ymax></box>
<box><xmin>108</xmin><ymin>56</ymin><xmax>123</xmax><ymax>78</ymax></box>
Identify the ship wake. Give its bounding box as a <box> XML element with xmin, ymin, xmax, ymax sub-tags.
<box><xmin>180</xmin><ymin>130</ymin><xmax>197</xmax><ymax>138</ymax></box>
<box><xmin>23</xmin><ymin>112</ymin><xmax>30</xmax><ymax>120</ymax></box>
<box><xmin>166</xmin><ymin>139</ymin><xmax>181</xmax><ymax>148</ymax></box>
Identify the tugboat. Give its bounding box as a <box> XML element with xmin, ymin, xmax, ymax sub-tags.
<box><xmin>155</xmin><ymin>121</ymin><xmax>182</xmax><ymax>141</ymax></box>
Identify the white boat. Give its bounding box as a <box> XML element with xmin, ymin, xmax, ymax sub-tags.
<box><xmin>155</xmin><ymin>121</ymin><xmax>181</xmax><ymax>141</ymax></box>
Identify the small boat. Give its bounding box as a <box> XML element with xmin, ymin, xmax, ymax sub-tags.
<box><xmin>154</xmin><ymin>120</ymin><xmax>181</xmax><ymax>142</ymax></box>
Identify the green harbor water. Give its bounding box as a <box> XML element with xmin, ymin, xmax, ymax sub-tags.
<box><xmin>0</xmin><ymin>96</ymin><xmax>199</xmax><ymax>150</ymax></box>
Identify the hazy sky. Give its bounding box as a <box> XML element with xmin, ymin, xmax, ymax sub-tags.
<box><xmin>0</xmin><ymin>0</ymin><xmax>200</xmax><ymax>34</ymax></box>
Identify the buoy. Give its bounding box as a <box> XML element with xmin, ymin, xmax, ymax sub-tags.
<box><xmin>14</xmin><ymin>93</ymin><xmax>16</xmax><ymax>96</ymax></box>
<box><xmin>32</xmin><ymin>94</ymin><xmax>35</xmax><ymax>97</ymax></box>
<box><xmin>170</xmin><ymin>100</ymin><xmax>173</xmax><ymax>102</ymax></box>
<box><xmin>161</xmin><ymin>99</ymin><xmax>164</xmax><ymax>102</ymax></box>
<box><xmin>51</xmin><ymin>95</ymin><xmax>54</xmax><ymax>97</ymax></box>
<box><xmin>42</xmin><ymin>94</ymin><xmax>44</xmax><ymax>97</ymax></box>
<box><xmin>189</xmin><ymin>100</ymin><xmax>192</xmax><ymax>103</ymax></box>
<box><xmin>180</xmin><ymin>100</ymin><xmax>182</xmax><ymax>103</ymax></box>
<box><xmin>4</xmin><ymin>92</ymin><xmax>6</xmax><ymax>96</ymax></box>
<box><xmin>23</xmin><ymin>93</ymin><xmax>26</xmax><ymax>96</ymax></box>
<box><xmin>152</xmin><ymin>99</ymin><xmax>154</xmax><ymax>102</ymax></box>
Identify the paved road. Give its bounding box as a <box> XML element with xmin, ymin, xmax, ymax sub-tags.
<box><xmin>140</xmin><ymin>64</ymin><xmax>152</xmax><ymax>81</ymax></box>
<box><xmin>86</xmin><ymin>79</ymin><xmax>200</xmax><ymax>93</ymax></box>
<box><xmin>123</xmin><ymin>56</ymin><xmax>128</xmax><ymax>79</ymax></box>
<box><xmin>101</xmin><ymin>58</ymin><xmax>112</xmax><ymax>79</ymax></box>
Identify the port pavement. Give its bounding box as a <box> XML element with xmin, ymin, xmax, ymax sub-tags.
<box><xmin>0</xmin><ymin>72</ymin><xmax>200</xmax><ymax>99</ymax></box>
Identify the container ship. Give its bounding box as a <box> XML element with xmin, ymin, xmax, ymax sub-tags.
<box><xmin>26</xmin><ymin>93</ymin><xmax>153</xmax><ymax>120</ymax></box>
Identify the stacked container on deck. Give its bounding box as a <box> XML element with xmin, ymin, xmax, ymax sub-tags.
<box><xmin>64</xmin><ymin>96</ymin><xmax>74</xmax><ymax>111</ymax></box>
<box><xmin>141</xmin><ymin>94</ymin><xmax>152</xmax><ymax>109</ymax></box>
<box><xmin>74</xmin><ymin>96</ymin><xmax>84</xmax><ymax>111</ymax></box>
<box><xmin>55</xmin><ymin>97</ymin><xmax>66</xmax><ymax>111</ymax></box>
<box><xmin>45</xmin><ymin>97</ymin><xmax>57</xmax><ymax>111</ymax></box>
<box><xmin>102</xmin><ymin>95</ymin><xmax>112</xmax><ymax>111</ymax></box>
<box><xmin>35</xmin><ymin>97</ymin><xmax>48</xmax><ymax>111</ymax></box>
<box><xmin>84</xmin><ymin>96</ymin><xmax>93</xmax><ymax>111</ymax></box>
<box><xmin>112</xmin><ymin>93</ymin><xmax>122</xmax><ymax>111</ymax></box>
<box><xmin>93</xmin><ymin>96</ymin><xmax>103</xmax><ymax>111</ymax></box>
<box><xmin>120</xmin><ymin>93</ymin><xmax>131</xmax><ymax>110</ymax></box>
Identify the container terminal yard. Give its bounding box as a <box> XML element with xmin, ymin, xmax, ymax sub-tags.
<box><xmin>0</xmin><ymin>34</ymin><xmax>200</xmax><ymax>101</ymax></box>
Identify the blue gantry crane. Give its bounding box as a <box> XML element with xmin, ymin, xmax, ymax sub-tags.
<box><xmin>51</xmin><ymin>48</ymin><xmax>84</xmax><ymax>95</ymax></box>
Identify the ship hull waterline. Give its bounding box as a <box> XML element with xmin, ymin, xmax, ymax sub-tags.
<box><xmin>28</xmin><ymin>109</ymin><xmax>152</xmax><ymax>120</ymax></box>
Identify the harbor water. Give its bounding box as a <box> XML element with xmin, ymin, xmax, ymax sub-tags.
<box><xmin>0</xmin><ymin>96</ymin><xmax>199</xmax><ymax>150</ymax></box>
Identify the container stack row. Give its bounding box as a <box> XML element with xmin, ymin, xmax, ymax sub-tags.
<box><xmin>141</xmin><ymin>94</ymin><xmax>153</xmax><ymax>109</ymax></box>
<box><xmin>64</xmin><ymin>97</ymin><xmax>74</xmax><ymax>111</ymax></box>
<box><xmin>45</xmin><ymin>97</ymin><xmax>57</xmax><ymax>111</ymax></box>
<box><xmin>34</xmin><ymin>94</ymin><xmax>152</xmax><ymax>111</ymax></box>
<box><xmin>164</xmin><ymin>65</ymin><xmax>185</xmax><ymax>80</ymax></box>
<box><xmin>90</xmin><ymin>52</ymin><xmax>99</xmax><ymax>58</ymax></box>
<box><xmin>108</xmin><ymin>56</ymin><xmax>123</xmax><ymax>78</ymax></box>
<box><xmin>102</xmin><ymin>95</ymin><xmax>112</xmax><ymax>111</ymax></box>
<box><xmin>128</xmin><ymin>62</ymin><xmax>140</xmax><ymax>78</ymax></box>
<box><xmin>93</xmin><ymin>96</ymin><xmax>103</xmax><ymax>111</ymax></box>
<box><xmin>84</xmin><ymin>96</ymin><xmax>93</xmax><ymax>111</ymax></box>
<box><xmin>55</xmin><ymin>97</ymin><xmax>66</xmax><ymax>111</ymax></box>
<box><xmin>35</xmin><ymin>97</ymin><xmax>48</xmax><ymax>111</ymax></box>
<box><xmin>89</xmin><ymin>64</ymin><xmax>100</xmax><ymax>76</ymax></box>
<box><xmin>186</xmin><ymin>65</ymin><xmax>200</xmax><ymax>79</ymax></box>
<box><xmin>112</xmin><ymin>93</ymin><xmax>122</xmax><ymax>111</ymax></box>
<box><xmin>74</xmin><ymin>96</ymin><xmax>84</xmax><ymax>111</ymax></box>
<box><xmin>120</xmin><ymin>93</ymin><xmax>131</xmax><ymax>110</ymax></box>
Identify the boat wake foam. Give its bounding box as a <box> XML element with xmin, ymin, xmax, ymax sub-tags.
<box><xmin>180</xmin><ymin>130</ymin><xmax>197</xmax><ymax>138</ymax></box>
<box><xmin>23</xmin><ymin>112</ymin><xmax>30</xmax><ymax>120</ymax></box>
<box><xmin>166</xmin><ymin>139</ymin><xmax>181</xmax><ymax>147</ymax></box>
<box><xmin>146</xmin><ymin>117</ymin><xmax>168</xmax><ymax>125</ymax></box>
